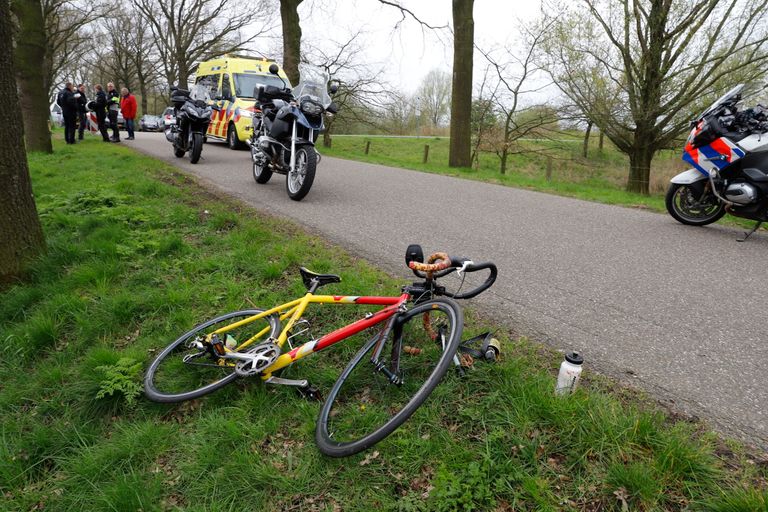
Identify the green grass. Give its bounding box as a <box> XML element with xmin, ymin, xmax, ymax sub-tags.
<box><xmin>0</xmin><ymin>137</ymin><xmax>765</xmax><ymax>510</ymax></box>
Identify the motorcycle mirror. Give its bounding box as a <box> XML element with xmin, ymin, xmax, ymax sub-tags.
<box><xmin>269</xmin><ymin>63</ymin><xmax>279</xmax><ymax>75</ymax></box>
<box><xmin>329</xmin><ymin>84</ymin><xmax>339</xmax><ymax>95</ymax></box>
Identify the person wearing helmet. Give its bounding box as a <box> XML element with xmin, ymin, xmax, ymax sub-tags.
<box><xmin>106</xmin><ymin>82</ymin><xmax>120</xmax><ymax>142</ymax></box>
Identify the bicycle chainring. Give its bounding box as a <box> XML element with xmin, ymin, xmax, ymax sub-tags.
<box><xmin>235</xmin><ymin>342</ymin><xmax>281</xmax><ymax>377</ymax></box>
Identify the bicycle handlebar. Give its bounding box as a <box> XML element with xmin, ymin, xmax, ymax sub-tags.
<box><xmin>408</xmin><ymin>251</ymin><xmax>497</xmax><ymax>299</ymax></box>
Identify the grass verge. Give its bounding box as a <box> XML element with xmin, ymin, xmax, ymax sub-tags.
<box><xmin>1</xmin><ymin>137</ymin><xmax>766</xmax><ymax>511</ymax></box>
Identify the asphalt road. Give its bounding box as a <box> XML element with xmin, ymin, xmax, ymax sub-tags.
<box><xmin>129</xmin><ymin>132</ymin><xmax>768</xmax><ymax>448</ymax></box>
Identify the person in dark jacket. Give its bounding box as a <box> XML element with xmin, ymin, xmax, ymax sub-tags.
<box><xmin>76</xmin><ymin>83</ymin><xmax>88</xmax><ymax>140</ymax></box>
<box><xmin>93</xmin><ymin>84</ymin><xmax>110</xmax><ymax>142</ymax></box>
<box><xmin>60</xmin><ymin>82</ymin><xmax>78</xmax><ymax>144</ymax></box>
<box><xmin>106</xmin><ymin>82</ymin><xmax>120</xmax><ymax>142</ymax></box>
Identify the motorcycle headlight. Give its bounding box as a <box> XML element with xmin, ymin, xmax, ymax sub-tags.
<box><xmin>300</xmin><ymin>100</ymin><xmax>323</xmax><ymax>116</ymax></box>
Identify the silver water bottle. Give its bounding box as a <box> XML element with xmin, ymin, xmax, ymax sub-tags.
<box><xmin>555</xmin><ymin>351</ymin><xmax>583</xmax><ymax>395</ymax></box>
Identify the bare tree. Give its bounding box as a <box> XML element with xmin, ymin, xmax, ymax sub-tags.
<box><xmin>304</xmin><ymin>31</ymin><xmax>389</xmax><ymax>146</ymax></box>
<box><xmin>43</xmin><ymin>0</ymin><xmax>98</xmax><ymax>97</ymax></box>
<box><xmin>132</xmin><ymin>0</ymin><xmax>273</xmax><ymax>86</ymax></box>
<box><xmin>12</xmin><ymin>0</ymin><xmax>52</xmax><ymax>153</ymax></box>
<box><xmin>1</xmin><ymin>0</ymin><xmax>46</xmax><ymax>283</ymax></box>
<box><xmin>448</xmin><ymin>0</ymin><xmax>473</xmax><ymax>167</ymax></box>
<box><xmin>470</xmin><ymin>65</ymin><xmax>499</xmax><ymax>168</ymax></box>
<box><xmin>480</xmin><ymin>22</ymin><xmax>555</xmax><ymax>174</ymax></box>
<box><xmin>280</xmin><ymin>0</ymin><xmax>303</xmax><ymax>85</ymax></box>
<box><xmin>416</xmin><ymin>69</ymin><xmax>451</xmax><ymax>128</ymax></box>
<box><xmin>545</xmin><ymin>0</ymin><xmax>768</xmax><ymax>194</ymax></box>
<box><xmin>375</xmin><ymin>0</ymin><xmax>473</xmax><ymax>166</ymax></box>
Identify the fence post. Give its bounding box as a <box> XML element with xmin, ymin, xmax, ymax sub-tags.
<box><xmin>546</xmin><ymin>157</ymin><xmax>553</xmax><ymax>182</ymax></box>
<box><xmin>423</xmin><ymin>144</ymin><xmax>430</xmax><ymax>164</ymax></box>
<box><xmin>365</xmin><ymin>140</ymin><xmax>371</xmax><ymax>155</ymax></box>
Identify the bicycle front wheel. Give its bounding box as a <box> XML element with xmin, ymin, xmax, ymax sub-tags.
<box><xmin>315</xmin><ymin>297</ymin><xmax>463</xmax><ymax>457</ymax></box>
<box><xmin>144</xmin><ymin>309</ymin><xmax>281</xmax><ymax>403</ymax></box>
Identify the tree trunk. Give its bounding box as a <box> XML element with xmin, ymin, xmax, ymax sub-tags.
<box><xmin>582</xmin><ymin>120</ymin><xmax>592</xmax><ymax>158</ymax></box>
<box><xmin>448</xmin><ymin>0</ymin><xmax>473</xmax><ymax>168</ymax></box>
<box><xmin>12</xmin><ymin>0</ymin><xmax>52</xmax><ymax>153</ymax></box>
<box><xmin>627</xmin><ymin>146</ymin><xmax>653</xmax><ymax>195</ymax></box>
<box><xmin>598</xmin><ymin>130</ymin><xmax>604</xmax><ymax>152</ymax></box>
<box><xmin>139</xmin><ymin>77</ymin><xmax>148</xmax><ymax>116</ymax></box>
<box><xmin>1</xmin><ymin>0</ymin><xmax>46</xmax><ymax>285</ymax></box>
<box><xmin>499</xmin><ymin>150</ymin><xmax>508</xmax><ymax>175</ymax></box>
<box><xmin>177</xmin><ymin>58</ymin><xmax>190</xmax><ymax>87</ymax></box>
<box><xmin>280</xmin><ymin>0</ymin><xmax>303</xmax><ymax>86</ymax></box>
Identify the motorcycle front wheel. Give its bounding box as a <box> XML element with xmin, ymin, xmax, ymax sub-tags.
<box><xmin>190</xmin><ymin>132</ymin><xmax>203</xmax><ymax>164</ymax></box>
<box><xmin>665</xmin><ymin>183</ymin><xmax>726</xmax><ymax>226</ymax></box>
<box><xmin>286</xmin><ymin>145</ymin><xmax>317</xmax><ymax>201</ymax></box>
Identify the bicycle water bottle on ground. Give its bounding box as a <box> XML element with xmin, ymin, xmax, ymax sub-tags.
<box><xmin>555</xmin><ymin>351</ymin><xmax>583</xmax><ymax>395</ymax></box>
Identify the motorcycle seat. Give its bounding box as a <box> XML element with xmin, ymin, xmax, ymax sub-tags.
<box><xmin>744</xmin><ymin>168</ymin><xmax>768</xmax><ymax>182</ymax></box>
<box><xmin>299</xmin><ymin>267</ymin><xmax>341</xmax><ymax>290</ymax></box>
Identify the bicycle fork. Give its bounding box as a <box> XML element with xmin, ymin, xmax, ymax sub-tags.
<box><xmin>369</xmin><ymin>315</ymin><xmax>404</xmax><ymax>385</ymax></box>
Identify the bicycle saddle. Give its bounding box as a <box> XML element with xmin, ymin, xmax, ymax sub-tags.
<box><xmin>299</xmin><ymin>267</ymin><xmax>341</xmax><ymax>290</ymax></box>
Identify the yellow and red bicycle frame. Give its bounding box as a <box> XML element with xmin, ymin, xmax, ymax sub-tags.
<box><xmin>210</xmin><ymin>292</ymin><xmax>411</xmax><ymax>379</ymax></box>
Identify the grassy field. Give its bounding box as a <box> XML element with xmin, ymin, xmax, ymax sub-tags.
<box><xmin>321</xmin><ymin>135</ymin><xmax>689</xmax><ymax>213</ymax></box>
<box><xmin>1</xmin><ymin>137</ymin><xmax>767</xmax><ymax>511</ymax></box>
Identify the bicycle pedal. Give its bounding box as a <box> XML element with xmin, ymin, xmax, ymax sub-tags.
<box><xmin>235</xmin><ymin>342</ymin><xmax>280</xmax><ymax>377</ymax></box>
<box><xmin>297</xmin><ymin>384</ymin><xmax>323</xmax><ymax>402</ymax></box>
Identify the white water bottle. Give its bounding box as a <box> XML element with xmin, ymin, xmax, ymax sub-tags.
<box><xmin>555</xmin><ymin>351</ymin><xmax>583</xmax><ymax>395</ymax></box>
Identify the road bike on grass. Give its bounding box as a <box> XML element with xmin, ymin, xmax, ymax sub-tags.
<box><xmin>144</xmin><ymin>245</ymin><xmax>497</xmax><ymax>457</ymax></box>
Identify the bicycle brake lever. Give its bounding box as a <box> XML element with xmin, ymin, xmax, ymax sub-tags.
<box><xmin>457</xmin><ymin>260</ymin><xmax>473</xmax><ymax>277</ymax></box>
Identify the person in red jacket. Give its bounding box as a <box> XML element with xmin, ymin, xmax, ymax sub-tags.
<box><xmin>120</xmin><ymin>87</ymin><xmax>138</xmax><ymax>140</ymax></box>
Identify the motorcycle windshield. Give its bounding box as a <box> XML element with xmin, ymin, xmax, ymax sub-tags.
<box><xmin>293</xmin><ymin>64</ymin><xmax>332</xmax><ymax>109</ymax></box>
<box><xmin>189</xmin><ymin>84</ymin><xmax>212</xmax><ymax>103</ymax></box>
<box><xmin>696</xmin><ymin>84</ymin><xmax>744</xmax><ymax>120</ymax></box>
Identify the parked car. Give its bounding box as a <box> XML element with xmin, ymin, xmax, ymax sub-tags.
<box><xmin>104</xmin><ymin>109</ymin><xmax>125</xmax><ymax>129</ymax></box>
<box><xmin>162</xmin><ymin>107</ymin><xmax>176</xmax><ymax>128</ymax></box>
<box><xmin>139</xmin><ymin>114</ymin><xmax>162</xmax><ymax>132</ymax></box>
<box><xmin>49</xmin><ymin>102</ymin><xmax>64</xmax><ymax>126</ymax></box>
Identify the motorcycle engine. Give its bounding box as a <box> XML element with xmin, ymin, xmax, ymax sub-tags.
<box><xmin>724</xmin><ymin>182</ymin><xmax>759</xmax><ymax>204</ymax></box>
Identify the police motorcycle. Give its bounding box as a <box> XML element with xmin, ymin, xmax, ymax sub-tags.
<box><xmin>249</xmin><ymin>63</ymin><xmax>338</xmax><ymax>201</ymax></box>
<box><xmin>165</xmin><ymin>84</ymin><xmax>219</xmax><ymax>164</ymax></box>
<box><xmin>667</xmin><ymin>84</ymin><xmax>768</xmax><ymax>241</ymax></box>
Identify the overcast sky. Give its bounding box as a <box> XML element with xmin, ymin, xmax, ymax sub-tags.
<box><xmin>292</xmin><ymin>0</ymin><xmax>545</xmax><ymax>94</ymax></box>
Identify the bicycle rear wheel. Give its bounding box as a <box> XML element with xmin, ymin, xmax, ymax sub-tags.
<box><xmin>315</xmin><ymin>297</ymin><xmax>463</xmax><ymax>457</ymax></box>
<box><xmin>144</xmin><ymin>309</ymin><xmax>280</xmax><ymax>403</ymax></box>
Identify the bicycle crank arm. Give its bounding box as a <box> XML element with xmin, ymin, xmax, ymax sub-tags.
<box><xmin>264</xmin><ymin>377</ymin><xmax>309</xmax><ymax>387</ymax></box>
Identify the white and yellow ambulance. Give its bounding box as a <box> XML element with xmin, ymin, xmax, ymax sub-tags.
<box><xmin>194</xmin><ymin>56</ymin><xmax>292</xmax><ymax>149</ymax></box>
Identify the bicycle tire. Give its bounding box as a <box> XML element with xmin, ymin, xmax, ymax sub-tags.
<box><xmin>144</xmin><ymin>309</ymin><xmax>281</xmax><ymax>403</ymax></box>
<box><xmin>315</xmin><ymin>297</ymin><xmax>463</xmax><ymax>457</ymax></box>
